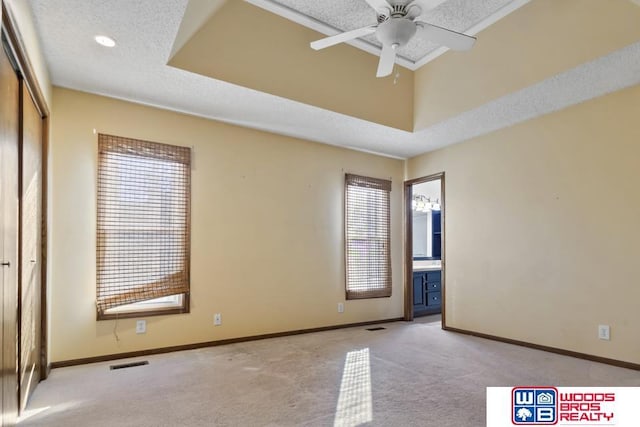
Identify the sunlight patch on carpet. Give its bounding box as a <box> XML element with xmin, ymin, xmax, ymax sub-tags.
<box><xmin>333</xmin><ymin>348</ymin><xmax>372</xmax><ymax>427</ymax></box>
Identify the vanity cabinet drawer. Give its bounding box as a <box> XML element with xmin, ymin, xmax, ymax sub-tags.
<box><xmin>426</xmin><ymin>291</ymin><xmax>441</xmax><ymax>306</ymax></box>
<box><xmin>426</xmin><ymin>270</ymin><xmax>441</xmax><ymax>283</ymax></box>
<box><xmin>425</xmin><ymin>281</ymin><xmax>441</xmax><ymax>292</ymax></box>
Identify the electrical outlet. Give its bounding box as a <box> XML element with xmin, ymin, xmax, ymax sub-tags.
<box><xmin>214</xmin><ymin>313</ymin><xmax>222</xmax><ymax>326</ymax></box>
<box><xmin>337</xmin><ymin>303</ymin><xmax>344</xmax><ymax>313</ymax></box>
<box><xmin>136</xmin><ymin>320</ymin><xmax>146</xmax><ymax>334</ymax></box>
<box><xmin>598</xmin><ymin>324</ymin><xmax>610</xmax><ymax>341</ymax></box>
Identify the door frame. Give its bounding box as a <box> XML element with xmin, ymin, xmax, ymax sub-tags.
<box><xmin>404</xmin><ymin>172</ymin><xmax>446</xmax><ymax>325</ymax></box>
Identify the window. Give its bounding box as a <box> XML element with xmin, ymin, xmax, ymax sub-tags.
<box><xmin>345</xmin><ymin>174</ymin><xmax>392</xmax><ymax>299</ymax></box>
<box><xmin>96</xmin><ymin>134</ymin><xmax>191</xmax><ymax>319</ymax></box>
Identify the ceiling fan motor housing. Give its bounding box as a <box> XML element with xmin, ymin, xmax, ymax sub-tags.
<box><xmin>376</xmin><ymin>17</ymin><xmax>417</xmax><ymax>48</ymax></box>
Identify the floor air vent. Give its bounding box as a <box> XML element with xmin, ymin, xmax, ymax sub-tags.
<box><xmin>366</xmin><ymin>327</ymin><xmax>386</xmax><ymax>331</ymax></box>
<box><xmin>110</xmin><ymin>360</ymin><xmax>149</xmax><ymax>370</ymax></box>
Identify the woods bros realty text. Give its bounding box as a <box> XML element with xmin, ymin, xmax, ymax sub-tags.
<box><xmin>556</xmin><ymin>392</ymin><xmax>614</xmax><ymax>422</ymax></box>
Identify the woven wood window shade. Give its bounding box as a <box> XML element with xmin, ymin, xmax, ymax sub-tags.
<box><xmin>345</xmin><ymin>174</ymin><xmax>392</xmax><ymax>299</ymax></box>
<box><xmin>96</xmin><ymin>134</ymin><xmax>191</xmax><ymax>314</ymax></box>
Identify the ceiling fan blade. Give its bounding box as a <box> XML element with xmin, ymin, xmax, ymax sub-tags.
<box><xmin>417</xmin><ymin>22</ymin><xmax>477</xmax><ymax>50</ymax></box>
<box><xmin>310</xmin><ymin>25</ymin><xmax>377</xmax><ymax>50</ymax></box>
<box><xmin>363</xmin><ymin>0</ymin><xmax>393</xmax><ymax>15</ymax></box>
<box><xmin>376</xmin><ymin>43</ymin><xmax>396</xmax><ymax>78</ymax></box>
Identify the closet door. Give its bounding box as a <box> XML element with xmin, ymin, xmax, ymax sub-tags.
<box><xmin>19</xmin><ymin>83</ymin><xmax>42</xmax><ymax>412</ymax></box>
<box><xmin>1</xmin><ymin>36</ymin><xmax>20</xmax><ymax>427</ymax></box>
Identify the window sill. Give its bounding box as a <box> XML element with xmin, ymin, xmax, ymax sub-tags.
<box><xmin>98</xmin><ymin>307</ymin><xmax>188</xmax><ymax>321</ymax></box>
<box><xmin>97</xmin><ymin>298</ymin><xmax>190</xmax><ymax>321</ymax></box>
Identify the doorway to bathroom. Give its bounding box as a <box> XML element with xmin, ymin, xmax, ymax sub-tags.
<box><xmin>404</xmin><ymin>173</ymin><xmax>444</xmax><ymax>322</ymax></box>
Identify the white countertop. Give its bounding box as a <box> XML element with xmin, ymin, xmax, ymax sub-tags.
<box><xmin>413</xmin><ymin>266</ymin><xmax>442</xmax><ymax>272</ymax></box>
<box><xmin>413</xmin><ymin>260</ymin><xmax>442</xmax><ymax>272</ymax></box>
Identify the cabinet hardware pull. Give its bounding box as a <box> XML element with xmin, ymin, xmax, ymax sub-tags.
<box><xmin>1</xmin><ymin>262</ymin><xmax>10</xmax><ymax>267</ymax></box>
<box><xmin>30</xmin><ymin>260</ymin><xmax>36</xmax><ymax>263</ymax></box>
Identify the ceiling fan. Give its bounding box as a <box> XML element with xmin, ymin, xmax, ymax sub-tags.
<box><xmin>310</xmin><ymin>0</ymin><xmax>477</xmax><ymax>78</ymax></box>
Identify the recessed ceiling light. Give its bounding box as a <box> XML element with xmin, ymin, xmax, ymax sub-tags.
<box><xmin>95</xmin><ymin>35</ymin><xmax>116</xmax><ymax>48</ymax></box>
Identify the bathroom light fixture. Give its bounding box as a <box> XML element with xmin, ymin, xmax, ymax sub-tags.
<box><xmin>95</xmin><ymin>35</ymin><xmax>116</xmax><ymax>47</ymax></box>
<box><xmin>412</xmin><ymin>195</ymin><xmax>440</xmax><ymax>212</ymax></box>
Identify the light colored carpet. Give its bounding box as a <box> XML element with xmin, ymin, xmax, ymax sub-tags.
<box><xmin>19</xmin><ymin>316</ymin><xmax>640</xmax><ymax>426</ymax></box>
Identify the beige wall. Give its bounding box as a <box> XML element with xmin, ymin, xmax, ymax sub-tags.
<box><xmin>414</xmin><ymin>0</ymin><xmax>640</xmax><ymax>130</ymax></box>
<box><xmin>49</xmin><ymin>87</ymin><xmax>404</xmax><ymax>362</ymax></box>
<box><xmin>408</xmin><ymin>84</ymin><xmax>640</xmax><ymax>364</ymax></box>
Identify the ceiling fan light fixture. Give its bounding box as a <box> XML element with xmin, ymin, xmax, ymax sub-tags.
<box><xmin>375</xmin><ymin>17</ymin><xmax>417</xmax><ymax>48</ymax></box>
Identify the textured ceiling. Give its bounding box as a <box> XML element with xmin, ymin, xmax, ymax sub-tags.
<box><xmin>26</xmin><ymin>0</ymin><xmax>640</xmax><ymax>159</ymax></box>
<box><xmin>260</xmin><ymin>0</ymin><xmax>514</xmax><ymax>63</ymax></box>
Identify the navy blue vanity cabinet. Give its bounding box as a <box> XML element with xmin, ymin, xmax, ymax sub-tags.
<box><xmin>432</xmin><ymin>211</ymin><xmax>441</xmax><ymax>259</ymax></box>
<box><xmin>413</xmin><ymin>269</ymin><xmax>442</xmax><ymax>315</ymax></box>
